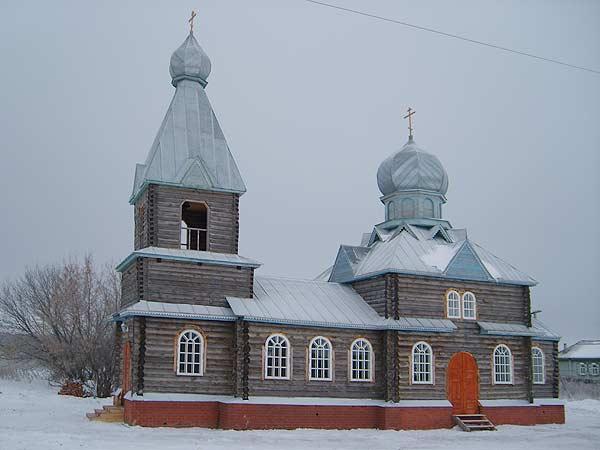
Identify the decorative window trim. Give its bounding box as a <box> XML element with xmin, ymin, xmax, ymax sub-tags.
<box><xmin>411</xmin><ymin>341</ymin><xmax>434</xmax><ymax>385</ymax></box>
<box><xmin>578</xmin><ymin>362</ymin><xmax>588</xmax><ymax>376</ymax></box>
<box><xmin>308</xmin><ymin>336</ymin><xmax>333</xmax><ymax>381</ymax></box>
<box><xmin>531</xmin><ymin>346</ymin><xmax>545</xmax><ymax>384</ymax></box>
<box><xmin>462</xmin><ymin>291</ymin><xmax>477</xmax><ymax>320</ymax></box>
<box><xmin>590</xmin><ymin>363</ymin><xmax>599</xmax><ymax>376</ymax></box>
<box><xmin>175</xmin><ymin>329</ymin><xmax>205</xmax><ymax>377</ymax></box>
<box><xmin>264</xmin><ymin>333</ymin><xmax>291</xmax><ymax>380</ymax></box>
<box><xmin>349</xmin><ymin>338</ymin><xmax>374</xmax><ymax>382</ymax></box>
<box><xmin>492</xmin><ymin>344</ymin><xmax>513</xmax><ymax>385</ymax></box>
<box><xmin>446</xmin><ymin>290</ymin><xmax>461</xmax><ymax>319</ymax></box>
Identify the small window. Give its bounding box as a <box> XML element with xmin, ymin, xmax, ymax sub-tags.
<box><xmin>387</xmin><ymin>201</ymin><xmax>396</xmax><ymax>220</ymax></box>
<box><xmin>177</xmin><ymin>329</ymin><xmax>204</xmax><ymax>376</ymax></box>
<box><xmin>265</xmin><ymin>334</ymin><xmax>290</xmax><ymax>380</ymax></box>
<box><xmin>401</xmin><ymin>198</ymin><xmax>416</xmax><ymax>218</ymax></box>
<box><xmin>181</xmin><ymin>201</ymin><xmax>208</xmax><ymax>251</ymax></box>
<box><xmin>412</xmin><ymin>342</ymin><xmax>433</xmax><ymax>384</ymax></box>
<box><xmin>532</xmin><ymin>347</ymin><xmax>545</xmax><ymax>384</ymax></box>
<box><xmin>493</xmin><ymin>344</ymin><xmax>513</xmax><ymax>384</ymax></box>
<box><xmin>591</xmin><ymin>363</ymin><xmax>599</xmax><ymax>376</ymax></box>
<box><xmin>462</xmin><ymin>292</ymin><xmax>477</xmax><ymax>319</ymax></box>
<box><xmin>423</xmin><ymin>198</ymin><xmax>435</xmax><ymax>218</ymax></box>
<box><xmin>309</xmin><ymin>337</ymin><xmax>332</xmax><ymax>381</ymax></box>
<box><xmin>579</xmin><ymin>363</ymin><xmax>588</xmax><ymax>376</ymax></box>
<box><xmin>350</xmin><ymin>338</ymin><xmax>373</xmax><ymax>382</ymax></box>
<box><xmin>446</xmin><ymin>290</ymin><xmax>461</xmax><ymax>319</ymax></box>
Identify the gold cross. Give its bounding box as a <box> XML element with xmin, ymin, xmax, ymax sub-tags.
<box><xmin>189</xmin><ymin>10</ymin><xmax>197</xmax><ymax>33</ymax></box>
<box><xmin>403</xmin><ymin>107</ymin><xmax>416</xmax><ymax>138</ymax></box>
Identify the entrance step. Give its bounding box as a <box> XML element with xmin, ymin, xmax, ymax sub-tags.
<box><xmin>86</xmin><ymin>404</ymin><xmax>124</xmax><ymax>423</ymax></box>
<box><xmin>453</xmin><ymin>414</ymin><xmax>496</xmax><ymax>432</ymax></box>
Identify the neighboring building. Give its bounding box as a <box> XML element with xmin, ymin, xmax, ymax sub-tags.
<box><xmin>560</xmin><ymin>340</ymin><xmax>600</xmax><ymax>380</ymax></box>
<box><xmin>111</xmin><ymin>27</ymin><xmax>565</xmax><ymax>430</ymax></box>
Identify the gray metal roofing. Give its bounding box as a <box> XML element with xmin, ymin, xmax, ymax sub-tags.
<box><xmin>130</xmin><ymin>34</ymin><xmax>245</xmax><ymax>203</ymax></box>
<box><xmin>226</xmin><ymin>276</ymin><xmax>456</xmax><ymax>332</ymax></box>
<box><xmin>328</xmin><ymin>223</ymin><xmax>536</xmax><ymax>286</ymax></box>
<box><xmin>531</xmin><ymin>318</ymin><xmax>561</xmax><ymax>342</ymax></box>
<box><xmin>559</xmin><ymin>340</ymin><xmax>600</xmax><ymax>359</ymax></box>
<box><xmin>115</xmin><ymin>247</ymin><xmax>261</xmax><ymax>272</ymax></box>
<box><xmin>477</xmin><ymin>321</ymin><xmax>552</xmax><ymax>339</ymax></box>
<box><xmin>115</xmin><ymin>300</ymin><xmax>235</xmax><ymax>322</ymax></box>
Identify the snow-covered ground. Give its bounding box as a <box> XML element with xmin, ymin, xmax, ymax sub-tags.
<box><xmin>1</xmin><ymin>379</ymin><xmax>599</xmax><ymax>450</ymax></box>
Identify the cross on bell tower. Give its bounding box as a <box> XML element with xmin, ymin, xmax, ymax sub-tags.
<box><xmin>188</xmin><ymin>10</ymin><xmax>197</xmax><ymax>33</ymax></box>
<box><xmin>404</xmin><ymin>107</ymin><xmax>416</xmax><ymax>139</ymax></box>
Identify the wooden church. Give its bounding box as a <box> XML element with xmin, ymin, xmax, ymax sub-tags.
<box><xmin>110</xmin><ymin>24</ymin><xmax>565</xmax><ymax>430</ymax></box>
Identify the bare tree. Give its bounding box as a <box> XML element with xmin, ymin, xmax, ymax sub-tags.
<box><xmin>0</xmin><ymin>256</ymin><xmax>120</xmax><ymax>397</ymax></box>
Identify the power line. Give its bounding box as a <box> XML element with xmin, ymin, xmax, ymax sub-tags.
<box><xmin>302</xmin><ymin>0</ymin><xmax>600</xmax><ymax>75</ymax></box>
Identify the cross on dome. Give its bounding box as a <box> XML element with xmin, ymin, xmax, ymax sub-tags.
<box><xmin>188</xmin><ymin>10</ymin><xmax>197</xmax><ymax>33</ymax></box>
<box><xmin>404</xmin><ymin>107</ymin><xmax>416</xmax><ymax>139</ymax></box>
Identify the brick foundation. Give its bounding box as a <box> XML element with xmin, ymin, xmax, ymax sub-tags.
<box><xmin>123</xmin><ymin>399</ymin><xmax>564</xmax><ymax>429</ymax></box>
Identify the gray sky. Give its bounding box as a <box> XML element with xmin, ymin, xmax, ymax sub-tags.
<box><xmin>1</xmin><ymin>1</ymin><xmax>598</xmax><ymax>345</ymax></box>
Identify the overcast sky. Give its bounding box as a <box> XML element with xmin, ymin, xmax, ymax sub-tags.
<box><xmin>1</xmin><ymin>1</ymin><xmax>598</xmax><ymax>344</ymax></box>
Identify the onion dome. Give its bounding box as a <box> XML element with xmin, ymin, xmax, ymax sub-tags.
<box><xmin>377</xmin><ymin>137</ymin><xmax>449</xmax><ymax>196</ymax></box>
<box><xmin>169</xmin><ymin>32</ymin><xmax>212</xmax><ymax>87</ymax></box>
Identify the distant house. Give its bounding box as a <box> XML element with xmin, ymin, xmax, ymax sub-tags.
<box><xmin>559</xmin><ymin>340</ymin><xmax>600</xmax><ymax>381</ymax></box>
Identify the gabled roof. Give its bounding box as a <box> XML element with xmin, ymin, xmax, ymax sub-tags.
<box><xmin>328</xmin><ymin>223</ymin><xmax>536</xmax><ymax>286</ymax></box>
<box><xmin>559</xmin><ymin>340</ymin><xmax>600</xmax><ymax>360</ymax></box>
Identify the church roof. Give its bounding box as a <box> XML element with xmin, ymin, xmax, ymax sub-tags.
<box><xmin>327</xmin><ymin>223</ymin><xmax>536</xmax><ymax>286</ymax></box>
<box><xmin>130</xmin><ymin>32</ymin><xmax>245</xmax><ymax>203</ymax></box>
<box><xmin>226</xmin><ymin>276</ymin><xmax>457</xmax><ymax>332</ymax></box>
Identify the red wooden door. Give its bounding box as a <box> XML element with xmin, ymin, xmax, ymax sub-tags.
<box><xmin>122</xmin><ymin>341</ymin><xmax>131</xmax><ymax>395</ymax></box>
<box><xmin>447</xmin><ymin>352</ymin><xmax>479</xmax><ymax>414</ymax></box>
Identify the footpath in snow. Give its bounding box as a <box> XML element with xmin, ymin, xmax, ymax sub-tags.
<box><xmin>1</xmin><ymin>378</ymin><xmax>599</xmax><ymax>450</ymax></box>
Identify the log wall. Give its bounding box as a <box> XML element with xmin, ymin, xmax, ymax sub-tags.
<box><xmin>532</xmin><ymin>340</ymin><xmax>560</xmax><ymax>398</ymax></box>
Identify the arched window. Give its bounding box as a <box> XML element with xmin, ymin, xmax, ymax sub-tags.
<box><xmin>532</xmin><ymin>347</ymin><xmax>545</xmax><ymax>384</ymax></box>
<box><xmin>181</xmin><ymin>201</ymin><xmax>208</xmax><ymax>251</ymax></box>
<box><xmin>412</xmin><ymin>342</ymin><xmax>433</xmax><ymax>384</ymax></box>
<box><xmin>591</xmin><ymin>363</ymin><xmax>600</xmax><ymax>376</ymax></box>
<box><xmin>446</xmin><ymin>290</ymin><xmax>461</xmax><ymax>319</ymax></box>
<box><xmin>387</xmin><ymin>201</ymin><xmax>396</xmax><ymax>220</ymax></box>
<box><xmin>350</xmin><ymin>338</ymin><xmax>373</xmax><ymax>382</ymax></box>
<box><xmin>462</xmin><ymin>292</ymin><xmax>477</xmax><ymax>319</ymax></box>
<box><xmin>423</xmin><ymin>198</ymin><xmax>435</xmax><ymax>218</ymax></box>
<box><xmin>579</xmin><ymin>363</ymin><xmax>588</xmax><ymax>376</ymax></box>
<box><xmin>265</xmin><ymin>334</ymin><xmax>290</xmax><ymax>380</ymax></box>
<box><xmin>493</xmin><ymin>345</ymin><xmax>513</xmax><ymax>384</ymax></box>
<box><xmin>401</xmin><ymin>198</ymin><xmax>416</xmax><ymax>218</ymax></box>
<box><xmin>177</xmin><ymin>329</ymin><xmax>204</xmax><ymax>376</ymax></box>
<box><xmin>309</xmin><ymin>337</ymin><xmax>332</xmax><ymax>381</ymax></box>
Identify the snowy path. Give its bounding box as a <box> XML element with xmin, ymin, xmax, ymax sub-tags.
<box><xmin>1</xmin><ymin>379</ymin><xmax>599</xmax><ymax>450</ymax></box>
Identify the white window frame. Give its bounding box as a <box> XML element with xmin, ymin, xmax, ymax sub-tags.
<box><xmin>176</xmin><ymin>329</ymin><xmax>205</xmax><ymax>376</ymax></box>
<box><xmin>590</xmin><ymin>363</ymin><xmax>599</xmax><ymax>376</ymax></box>
<box><xmin>532</xmin><ymin>347</ymin><xmax>545</xmax><ymax>384</ymax></box>
<box><xmin>308</xmin><ymin>336</ymin><xmax>333</xmax><ymax>381</ymax></box>
<box><xmin>493</xmin><ymin>344</ymin><xmax>513</xmax><ymax>384</ymax></box>
<box><xmin>446</xmin><ymin>290</ymin><xmax>461</xmax><ymax>319</ymax></box>
<box><xmin>349</xmin><ymin>338</ymin><xmax>373</xmax><ymax>382</ymax></box>
<box><xmin>462</xmin><ymin>291</ymin><xmax>477</xmax><ymax>320</ymax></box>
<box><xmin>411</xmin><ymin>341</ymin><xmax>434</xmax><ymax>385</ymax></box>
<box><xmin>578</xmin><ymin>362</ymin><xmax>588</xmax><ymax>376</ymax></box>
<box><xmin>264</xmin><ymin>334</ymin><xmax>291</xmax><ymax>380</ymax></box>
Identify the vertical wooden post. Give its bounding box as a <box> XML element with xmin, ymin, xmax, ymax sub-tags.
<box><xmin>136</xmin><ymin>317</ymin><xmax>146</xmax><ymax>395</ymax></box>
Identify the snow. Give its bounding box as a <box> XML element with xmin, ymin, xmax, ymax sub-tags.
<box><xmin>1</xmin><ymin>378</ymin><xmax>600</xmax><ymax>450</ymax></box>
<box><xmin>560</xmin><ymin>341</ymin><xmax>600</xmax><ymax>359</ymax></box>
<box><xmin>421</xmin><ymin>244</ymin><xmax>458</xmax><ymax>271</ymax></box>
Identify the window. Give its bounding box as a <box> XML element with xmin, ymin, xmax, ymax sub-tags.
<box><xmin>350</xmin><ymin>338</ymin><xmax>373</xmax><ymax>382</ymax></box>
<box><xmin>181</xmin><ymin>201</ymin><xmax>208</xmax><ymax>251</ymax></box>
<box><xmin>493</xmin><ymin>345</ymin><xmax>513</xmax><ymax>384</ymax></box>
<box><xmin>412</xmin><ymin>342</ymin><xmax>433</xmax><ymax>384</ymax></box>
<box><xmin>265</xmin><ymin>334</ymin><xmax>290</xmax><ymax>380</ymax></box>
<box><xmin>423</xmin><ymin>198</ymin><xmax>435</xmax><ymax>218</ymax></box>
<box><xmin>591</xmin><ymin>363</ymin><xmax>599</xmax><ymax>376</ymax></box>
<box><xmin>401</xmin><ymin>198</ymin><xmax>416</xmax><ymax>218</ymax></box>
<box><xmin>177</xmin><ymin>329</ymin><xmax>204</xmax><ymax>376</ymax></box>
<box><xmin>309</xmin><ymin>337</ymin><xmax>332</xmax><ymax>381</ymax></box>
<box><xmin>387</xmin><ymin>201</ymin><xmax>396</xmax><ymax>220</ymax></box>
<box><xmin>579</xmin><ymin>363</ymin><xmax>588</xmax><ymax>376</ymax></box>
<box><xmin>532</xmin><ymin>347</ymin><xmax>545</xmax><ymax>384</ymax></box>
<box><xmin>462</xmin><ymin>292</ymin><xmax>477</xmax><ymax>319</ymax></box>
<box><xmin>446</xmin><ymin>290</ymin><xmax>461</xmax><ymax>319</ymax></box>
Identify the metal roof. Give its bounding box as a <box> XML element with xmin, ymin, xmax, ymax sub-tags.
<box><xmin>227</xmin><ymin>276</ymin><xmax>456</xmax><ymax>332</ymax></box>
<box><xmin>115</xmin><ymin>247</ymin><xmax>261</xmax><ymax>272</ymax></box>
<box><xmin>559</xmin><ymin>340</ymin><xmax>600</xmax><ymax>360</ymax></box>
<box><xmin>477</xmin><ymin>321</ymin><xmax>549</xmax><ymax>338</ymax></box>
<box><xmin>114</xmin><ymin>300</ymin><xmax>235</xmax><ymax>322</ymax></box>
<box><xmin>130</xmin><ymin>33</ymin><xmax>245</xmax><ymax>203</ymax></box>
<box><xmin>328</xmin><ymin>223</ymin><xmax>536</xmax><ymax>286</ymax></box>
<box><xmin>531</xmin><ymin>318</ymin><xmax>561</xmax><ymax>342</ymax></box>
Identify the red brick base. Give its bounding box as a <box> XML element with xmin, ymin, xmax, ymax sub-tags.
<box><xmin>123</xmin><ymin>399</ymin><xmax>564</xmax><ymax>430</ymax></box>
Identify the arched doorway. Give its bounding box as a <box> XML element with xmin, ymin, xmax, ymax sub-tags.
<box><xmin>447</xmin><ymin>352</ymin><xmax>479</xmax><ymax>414</ymax></box>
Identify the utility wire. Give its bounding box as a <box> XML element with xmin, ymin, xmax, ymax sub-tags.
<box><xmin>302</xmin><ymin>0</ymin><xmax>600</xmax><ymax>75</ymax></box>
